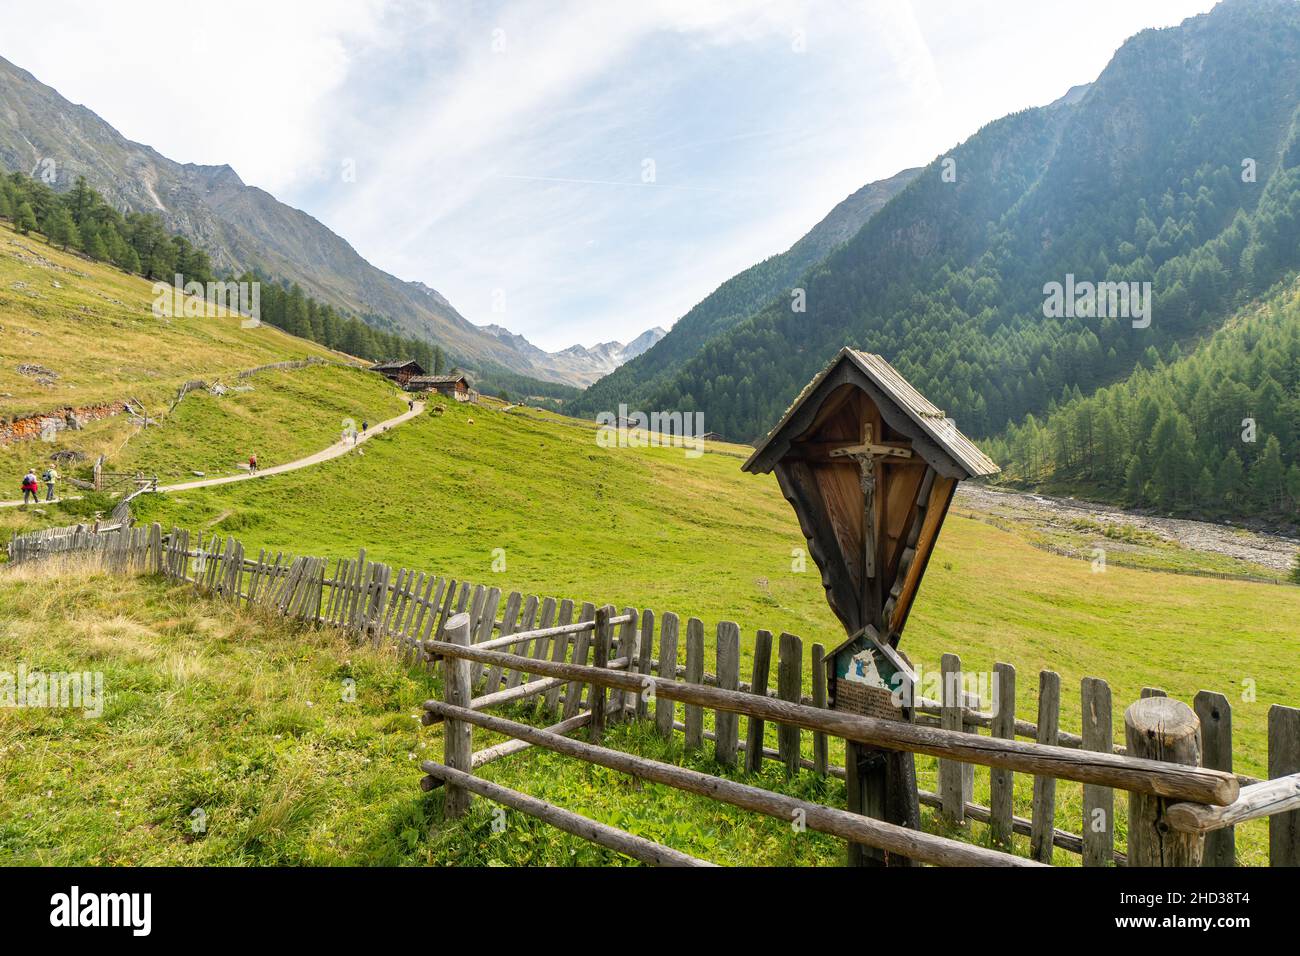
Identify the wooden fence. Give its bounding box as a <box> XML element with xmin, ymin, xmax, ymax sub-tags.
<box><xmin>6</xmin><ymin>519</ymin><xmax>1300</xmax><ymax>867</ymax></box>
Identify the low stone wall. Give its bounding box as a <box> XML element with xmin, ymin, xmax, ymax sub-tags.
<box><xmin>0</xmin><ymin>401</ymin><xmax>130</xmax><ymax>446</ymax></box>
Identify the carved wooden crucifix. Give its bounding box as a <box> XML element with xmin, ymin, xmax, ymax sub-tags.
<box><xmin>828</xmin><ymin>422</ymin><xmax>912</xmax><ymax>630</ymax></box>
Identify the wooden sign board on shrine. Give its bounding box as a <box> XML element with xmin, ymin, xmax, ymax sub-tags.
<box><xmin>743</xmin><ymin>347</ymin><xmax>998</xmax><ymax>864</ymax></box>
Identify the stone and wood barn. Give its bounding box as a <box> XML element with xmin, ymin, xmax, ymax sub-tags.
<box><xmin>408</xmin><ymin>373</ymin><xmax>476</xmax><ymax>402</ymax></box>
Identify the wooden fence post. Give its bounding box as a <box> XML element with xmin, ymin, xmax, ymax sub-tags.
<box><xmin>1081</xmin><ymin>676</ymin><xmax>1114</xmax><ymax>867</ymax></box>
<box><xmin>744</xmin><ymin>629</ymin><xmax>773</xmax><ymax>774</ymax></box>
<box><xmin>684</xmin><ymin>618</ymin><xmax>705</xmax><ymax>750</ymax></box>
<box><xmin>811</xmin><ymin>643</ymin><xmax>828</xmax><ymax>777</ymax></box>
<box><xmin>715</xmin><ymin>622</ymin><xmax>740</xmax><ymax>767</ymax></box>
<box><xmin>1194</xmin><ymin>690</ymin><xmax>1234</xmax><ymax>867</ymax></box>
<box><xmin>989</xmin><ymin>662</ymin><xmax>1016</xmax><ymax>850</ymax></box>
<box><xmin>636</xmin><ymin>609</ymin><xmax>655</xmax><ymax>720</ymax></box>
<box><xmin>441</xmin><ymin>612</ymin><xmax>474</xmax><ymax>820</ymax></box>
<box><xmin>655</xmin><ymin>612</ymin><xmax>679</xmax><ymax>737</ymax></box>
<box><xmin>1030</xmin><ymin>670</ymin><xmax>1061</xmax><ymax>863</ymax></box>
<box><xmin>1270</xmin><ymin>704</ymin><xmax>1300</xmax><ymax>867</ymax></box>
<box><xmin>776</xmin><ymin>632</ymin><xmax>802</xmax><ymax>777</ymax></box>
<box><xmin>939</xmin><ymin>652</ymin><xmax>971</xmax><ymax>824</ymax></box>
<box><xmin>590</xmin><ymin>606</ymin><xmax>612</xmax><ymax>745</ymax></box>
<box><xmin>1125</xmin><ymin>696</ymin><xmax>1204</xmax><ymax>867</ymax></box>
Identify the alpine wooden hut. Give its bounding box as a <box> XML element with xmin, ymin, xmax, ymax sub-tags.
<box><xmin>742</xmin><ymin>346</ymin><xmax>998</xmax><ymax>865</ymax></box>
<box><xmin>369</xmin><ymin>360</ymin><xmax>425</xmax><ymax>387</ymax></box>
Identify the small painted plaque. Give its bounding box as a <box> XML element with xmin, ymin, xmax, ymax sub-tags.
<box><xmin>830</xmin><ymin>630</ymin><xmax>915</xmax><ymax>721</ymax></box>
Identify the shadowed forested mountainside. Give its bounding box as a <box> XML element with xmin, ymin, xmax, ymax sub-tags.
<box><xmin>603</xmin><ymin>0</ymin><xmax>1300</xmax><ymax>456</ymax></box>
<box><xmin>987</xmin><ymin>281</ymin><xmax>1300</xmax><ymax>522</ymax></box>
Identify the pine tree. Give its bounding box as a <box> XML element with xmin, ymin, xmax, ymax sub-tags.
<box><xmin>1196</xmin><ymin>466</ymin><xmax>1215</xmax><ymax>509</ymax></box>
<box><xmin>1216</xmin><ymin>449</ymin><xmax>1245</xmax><ymax>506</ymax></box>
<box><xmin>1251</xmin><ymin>435</ymin><xmax>1285</xmax><ymax>511</ymax></box>
<box><xmin>1123</xmin><ymin>455</ymin><xmax>1145</xmax><ymax>504</ymax></box>
<box><xmin>45</xmin><ymin>205</ymin><xmax>79</xmax><ymax>250</ymax></box>
<box><xmin>15</xmin><ymin>201</ymin><xmax>37</xmax><ymax>235</ymax></box>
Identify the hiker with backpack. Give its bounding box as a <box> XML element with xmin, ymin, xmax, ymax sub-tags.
<box><xmin>20</xmin><ymin>469</ymin><xmax>40</xmax><ymax>505</ymax></box>
<box><xmin>43</xmin><ymin>465</ymin><xmax>59</xmax><ymax>501</ymax></box>
<box><xmin>249</xmin><ymin>452</ymin><xmax>259</xmax><ymax>474</ymax></box>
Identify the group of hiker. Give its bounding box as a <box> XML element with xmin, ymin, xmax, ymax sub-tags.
<box><xmin>19</xmin><ymin>466</ymin><xmax>58</xmax><ymax>504</ymax></box>
<box><xmin>13</xmin><ymin>409</ymin><xmax>388</xmax><ymax>504</ymax></box>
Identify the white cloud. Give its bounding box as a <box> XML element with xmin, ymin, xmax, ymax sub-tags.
<box><xmin>0</xmin><ymin>0</ymin><xmax>391</xmax><ymax>192</ymax></box>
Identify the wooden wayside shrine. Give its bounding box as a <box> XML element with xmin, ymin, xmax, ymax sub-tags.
<box><xmin>743</xmin><ymin>347</ymin><xmax>999</xmax><ymax>866</ymax></box>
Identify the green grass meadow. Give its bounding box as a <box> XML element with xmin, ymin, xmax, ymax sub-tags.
<box><xmin>100</xmin><ymin>396</ymin><xmax>1297</xmax><ymax>865</ymax></box>
<box><xmin>2</xmin><ymin>285</ymin><xmax>1296</xmax><ymax>864</ymax></box>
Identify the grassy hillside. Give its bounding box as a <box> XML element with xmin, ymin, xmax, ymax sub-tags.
<box><xmin>112</xmin><ymin>365</ymin><xmax>407</xmax><ymax>484</ymax></box>
<box><xmin>0</xmin><ymin>220</ymin><xmax>344</xmax><ymax>416</ymax></box>
<box><xmin>0</xmin><ymin>217</ymin><xmax>409</xmax><ymax>505</ymax></box>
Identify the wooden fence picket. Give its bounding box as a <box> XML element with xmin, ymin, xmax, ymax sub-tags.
<box><xmin>485</xmin><ymin>591</ymin><xmax>521</xmax><ymax>692</ymax></box>
<box><xmin>636</xmin><ymin>609</ymin><xmax>655</xmax><ymax>720</ymax></box>
<box><xmin>1030</xmin><ymin>670</ymin><xmax>1061</xmax><ymax>864</ymax></box>
<box><xmin>714</xmin><ymin>622</ymin><xmax>740</xmax><ymax>767</ymax></box>
<box><xmin>543</xmin><ymin>599</ymin><xmax>575</xmax><ymax>714</ymax></box>
<box><xmin>506</xmin><ymin>596</ymin><xmax>540</xmax><ymax>689</ymax></box>
<box><xmin>777</xmin><ymin>632</ymin><xmax>802</xmax><ymax>777</ymax></box>
<box><xmin>590</xmin><ymin>606</ymin><xmax>613</xmax><ymax>745</ymax></box>
<box><xmin>521</xmin><ymin>596</ymin><xmax>553</xmax><ymax>685</ymax></box>
<box><xmin>1195</xmin><ymin>690</ymin><xmax>1235</xmax><ymax>867</ymax></box>
<box><xmin>474</xmin><ymin>587</ymin><xmax>502</xmax><ymax>689</ymax></box>
<box><xmin>1081</xmin><ymin>676</ymin><xmax>1114</xmax><ymax>867</ymax></box>
<box><xmin>939</xmin><ymin>652</ymin><xmax>970</xmax><ymax>824</ymax></box>
<box><xmin>989</xmin><ymin>662</ymin><xmax>1016</xmax><ymax>851</ymax></box>
<box><xmin>683</xmin><ymin>618</ymin><xmax>705</xmax><ymax>750</ymax></box>
<box><xmin>562</xmin><ymin>603</ymin><xmax>596</xmax><ymax>720</ymax></box>
<box><xmin>1269</xmin><ymin>704</ymin><xmax>1300</xmax><ymax>866</ymax></box>
<box><xmin>745</xmin><ymin>629</ymin><xmax>774</xmax><ymax>774</ymax></box>
<box><xmin>654</xmin><ymin>611</ymin><xmax>679</xmax><ymax>737</ymax></box>
<box><xmin>811</xmin><ymin>642</ymin><xmax>828</xmax><ymax>777</ymax></box>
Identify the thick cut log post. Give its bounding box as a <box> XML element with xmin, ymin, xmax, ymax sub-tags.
<box><xmin>440</xmin><ymin>613</ymin><xmax>474</xmax><ymax>821</ymax></box>
<box><xmin>1125</xmin><ymin>696</ymin><xmax>1204</xmax><ymax>867</ymax></box>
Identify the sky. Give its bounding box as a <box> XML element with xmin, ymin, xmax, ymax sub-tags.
<box><xmin>0</xmin><ymin>0</ymin><xmax>1218</xmax><ymax>352</ymax></box>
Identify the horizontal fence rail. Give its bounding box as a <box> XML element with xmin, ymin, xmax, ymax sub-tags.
<box><xmin>421</xmin><ymin>639</ymin><xmax>1240</xmax><ymax>806</ymax></box>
